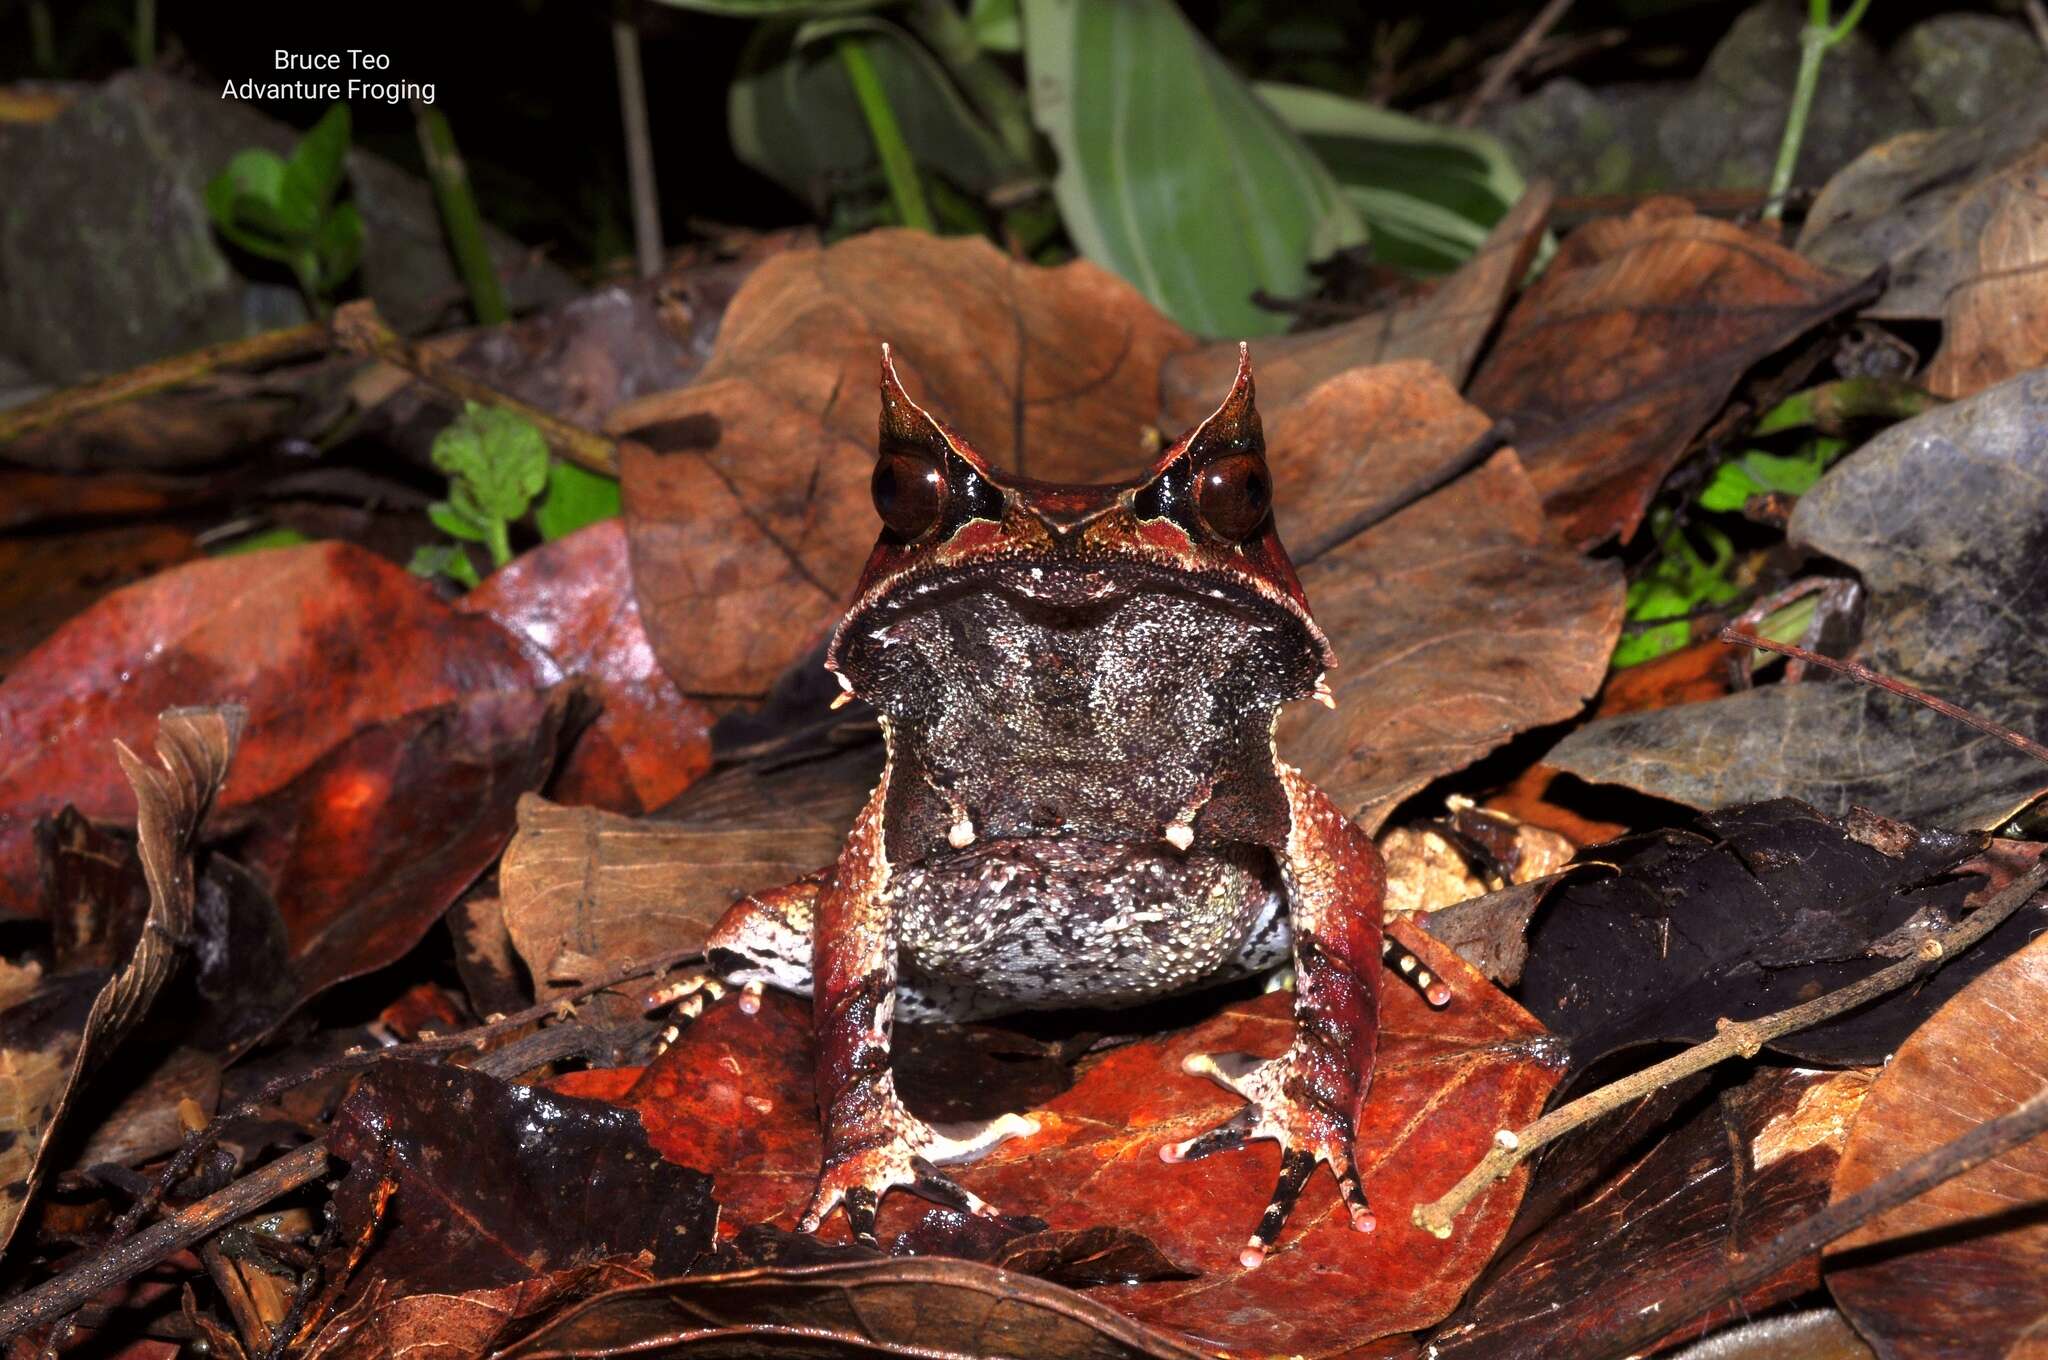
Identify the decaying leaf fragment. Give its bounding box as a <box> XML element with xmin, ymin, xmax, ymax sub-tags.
<box><xmin>0</xmin><ymin>705</ymin><xmax>241</xmax><ymax>1258</ymax></box>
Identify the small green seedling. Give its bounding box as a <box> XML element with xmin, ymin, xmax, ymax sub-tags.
<box><xmin>409</xmin><ymin>402</ymin><xmax>622</xmax><ymax>587</ymax></box>
<box><xmin>205</xmin><ymin>102</ymin><xmax>364</xmax><ymax>313</ymax></box>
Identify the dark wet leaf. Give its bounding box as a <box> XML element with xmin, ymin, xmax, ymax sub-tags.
<box><xmin>1466</xmin><ymin>200</ymin><xmax>1870</xmax><ymax>546</ymax></box>
<box><xmin>461</xmin><ymin>518</ymin><xmax>713</xmax><ymax>816</ymax></box>
<box><xmin>1549</xmin><ymin>369</ymin><xmax>2048</xmax><ymax>830</ymax></box>
<box><xmin>0</xmin><ymin>707</ymin><xmax>239</xmax><ymax>1257</ymax></box>
<box><xmin>1825</xmin><ymin>929</ymin><xmax>2048</xmax><ymax>1360</ymax></box>
<box><xmin>218</xmin><ymin>686</ymin><xmax>581</xmax><ymax>1054</ymax></box>
<box><xmin>0</xmin><ymin>542</ymin><xmax>543</xmax><ymax>917</ymax></box>
<box><xmin>1515</xmin><ymin>799</ymin><xmax>2033</xmax><ymax>1076</ymax></box>
<box><xmin>1430</xmin><ymin>1067</ymin><xmax>1873</xmax><ymax>1359</ymax></box>
<box><xmin>309</xmin><ymin>1059</ymin><xmax>717</xmax><ymax>1359</ymax></box>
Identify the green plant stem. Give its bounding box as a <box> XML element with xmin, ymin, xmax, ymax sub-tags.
<box><xmin>837</xmin><ymin>36</ymin><xmax>935</xmax><ymax>233</ymax></box>
<box><xmin>133</xmin><ymin>0</ymin><xmax>154</xmax><ymax>65</ymax></box>
<box><xmin>1765</xmin><ymin>0</ymin><xmax>1872</xmax><ymax>223</ymax></box>
<box><xmin>28</xmin><ymin>1</ymin><xmax>55</xmax><ymax>74</ymax></box>
<box><xmin>1754</xmin><ymin>377</ymin><xmax>1943</xmax><ymax>436</ymax></box>
<box><xmin>411</xmin><ymin>103</ymin><xmax>509</xmax><ymax>324</ymax></box>
<box><xmin>485</xmin><ymin>519</ymin><xmax>513</xmax><ymax>569</ymax></box>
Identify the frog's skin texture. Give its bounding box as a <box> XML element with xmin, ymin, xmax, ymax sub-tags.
<box><xmin>699</xmin><ymin>346</ymin><xmax>1421</xmax><ymax>1267</ymax></box>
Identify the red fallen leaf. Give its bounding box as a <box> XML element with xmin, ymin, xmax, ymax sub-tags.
<box><xmin>1466</xmin><ymin>200</ymin><xmax>1871</xmax><ymax>546</ymax></box>
<box><xmin>218</xmin><ymin>685</ymin><xmax>582</xmax><ymax>1054</ymax></box>
<box><xmin>614</xmin><ymin>929</ymin><xmax>1559</xmax><ymax>1355</ymax></box>
<box><xmin>0</xmin><ymin>542</ymin><xmax>542</xmax><ymax>918</ymax></box>
<box><xmin>0</xmin><ymin>526</ymin><xmax>198</xmax><ymax>676</ymax></box>
<box><xmin>1825</xmin><ymin>930</ymin><xmax>2048</xmax><ymax>1360</ymax></box>
<box><xmin>460</xmin><ymin>520</ymin><xmax>713</xmax><ymax>815</ymax></box>
<box><xmin>614</xmin><ymin>228</ymin><xmax>1196</xmax><ymax>699</ymax></box>
<box><xmin>1427</xmin><ymin>1067</ymin><xmax>1873</xmax><ymax>1358</ymax></box>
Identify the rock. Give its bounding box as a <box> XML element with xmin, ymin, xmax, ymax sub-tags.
<box><xmin>1657</xmin><ymin>0</ymin><xmax>1926</xmax><ymax>192</ymax></box>
<box><xmin>0</xmin><ymin>71</ymin><xmax>577</xmax><ymax>382</ymax></box>
<box><xmin>1890</xmin><ymin>14</ymin><xmax>2046</xmax><ymax>128</ymax></box>
<box><xmin>1475</xmin><ymin>79</ymin><xmax>1683</xmax><ymax>197</ymax></box>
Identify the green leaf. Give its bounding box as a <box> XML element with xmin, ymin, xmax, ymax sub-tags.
<box><xmin>429</xmin><ymin>499</ymin><xmax>491</xmax><ymax>543</ymax></box>
<box><xmin>1612</xmin><ymin>509</ymin><xmax>1743</xmax><ymax>669</ymax></box>
<box><xmin>430</xmin><ymin>402</ymin><xmax>550</xmax><ymax>526</ymax></box>
<box><xmin>211</xmin><ymin>149</ymin><xmax>288</xmax><ymax>213</ymax></box>
<box><xmin>313</xmin><ymin>201</ymin><xmax>364</xmax><ymax>291</ymax></box>
<box><xmin>1020</xmin><ymin>0</ymin><xmax>1366</xmax><ymax>336</ymax></box>
<box><xmin>1253</xmin><ymin>81</ymin><xmax>1524</xmax><ymax>274</ymax></box>
<box><xmin>967</xmin><ymin>0</ymin><xmax>1021</xmax><ymax>52</ymax></box>
<box><xmin>408</xmin><ymin>543</ymin><xmax>481</xmax><ymax>588</ymax></box>
<box><xmin>533</xmin><ymin>460</ymin><xmax>622</xmax><ymax>541</ymax></box>
<box><xmin>1697</xmin><ymin>437</ymin><xmax>1846</xmax><ymax>512</ymax></box>
<box><xmin>209</xmin><ymin>526</ymin><xmax>313</xmax><ymax>556</ymax></box>
<box><xmin>730</xmin><ymin>15</ymin><xmax>1026</xmax><ymax>215</ymax></box>
<box><xmin>290</xmin><ymin>103</ymin><xmax>352</xmax><ymax>210</ymax></box>
<box><xmin>647</xmin><ymin>0</ymin><xmax>888</xmax><ymax>12</ymax></box>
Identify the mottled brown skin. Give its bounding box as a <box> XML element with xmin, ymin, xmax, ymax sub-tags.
<box><xmin>700</xmin><ymin>346</ymin><xmax>1400</xmax><ymax>1265</ymax></box>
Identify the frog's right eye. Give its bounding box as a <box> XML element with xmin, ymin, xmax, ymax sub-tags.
<box><xmin>873</xmin><ymin>450</ymin><xmax>948</xmax><ymax>540</ymax></box>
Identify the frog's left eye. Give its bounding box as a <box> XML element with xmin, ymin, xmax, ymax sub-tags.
<box><xmin>1195</xmin><ymin>453</ymin><xmax>1272</xmax><ymax>542</ymax></box>
<box><xmin>873</xmin><ymin>450</ymin><xmax>948</xmax><ymax>540</ymax></box>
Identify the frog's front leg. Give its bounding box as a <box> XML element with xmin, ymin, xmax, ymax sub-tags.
<box><xmin>802</xmin><ymin>779</ymin><xmax>1036</xmax><ymax>1245</ymax></box>
<box><xmin>1165</xmin><ymin>763</ymin><xmax>1384</xmax><ymax>1268</ymax></box>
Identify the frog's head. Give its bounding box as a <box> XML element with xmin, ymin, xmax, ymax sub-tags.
<box><xmin>825</xmin><ymin>345</ymin><xmax>1333</xmax><ymax>714</ymax></box>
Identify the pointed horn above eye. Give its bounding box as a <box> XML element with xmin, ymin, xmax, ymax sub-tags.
<box><xmin>877</xmin><ymin>343</ymin><xmax>997</xmax><ymax>477</ymax></box>
<box><xmin>1185</xmin><ymin>341</ymin><xmax>1262</xmax><ymax>460</ymax></box>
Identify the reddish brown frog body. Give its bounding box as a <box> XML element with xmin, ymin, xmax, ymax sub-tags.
<box><xmin>698</xmin><ymin>345</ymin><xmax>1419</xmax><ymax>1267</ymax></box>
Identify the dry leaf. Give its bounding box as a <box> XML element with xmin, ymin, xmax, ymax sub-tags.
<box><xmin>1921</xmin><ymin>142</ymin><xmax>2048</xmax><ymax>398</ymax></box>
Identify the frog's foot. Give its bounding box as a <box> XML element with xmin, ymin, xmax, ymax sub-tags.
<box><xmin>1160</xmin><ymin>1049</ymin><xmax>1371</xmax><ymax>1268</ymax></box>
<box><xmin>800</xmin><ymin>1108</ymin><xmax>1040</xmax><ymax>1246</ymax></box>
<box><xmin>644</xmin><ymin>973</ymin><xmax>766</xmax><ymax>1052</ymax></box>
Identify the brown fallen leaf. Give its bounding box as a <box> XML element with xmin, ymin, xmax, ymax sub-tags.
<box><xmin>497</xmin><ymin>741</ymin><xmax>875</xmax><ymax>997</ymax></box>
<box><xmin>1285</xmin><ymin>446</ymin><xmax>1624</xmax><ymax>828</ymax></box>
<box><xmin>1465</xmin><ymin>199</ymin><xmax>1871</xmax><ymax>546</ymax></box>
<box><xmin>1157</xmin><ymin>181</ymin><xmax>1555</xmax><ymax>425</ymax></box>
<box><xmin>0</xmin><ymin>526</ymin><xmax>198</xmax><ymax>677</ymax></box>
<box><xmin>218</xmin><ymin>686</ymin><xmax>582</xmax><ymax>1055</ymax></box>
<box><xmin>615</xmin><ymin>229</ymin><xmax>1196</xmax><ymax>699</ymax></box>
<box><xmin>602</xmin><ymin>926</ymin><xmax>1558</xmax><ymax>1356</ymax></box>
<box><xmin>461</xmin><ymin>519</ymin><xmax>714</xmax><ymax>816</ymax></box>
<box><xmin>0</xmin><ymin>706</ymin><xmax>240</xmax><ymax>1258</ymax></box>
<box><xmin>0</xmin><ymin>542</ymin><xmax>543</xmax><ymax>917</ymax></box>
<box><xmin>1428</xmin><ymin>1067</ymin><xmax>1873</xmax><ymax>1359</ymax></box>
<box><xmin>1921</xmin><ymin>142</ymin><xmax>2048</xmax><ymax>398</ymax></box>
<box><xmin>1825</xmin><ymin>929</ymin><xmax>2048</xmax><ymax>1360</ymax></box>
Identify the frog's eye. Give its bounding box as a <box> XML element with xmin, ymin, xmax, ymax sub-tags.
<box><xmin>1194</xmin><ymin>453</ymin><xmax>1272</xmax><ymax>542</ymax></box>
<box><xmin>873</xmin><ymin>450</ymin><xmax>948</xmax><ymax>540</ymax></box>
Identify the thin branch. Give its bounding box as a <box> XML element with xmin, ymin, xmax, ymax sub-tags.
<box><xmin>0</xmin><ymin>1142</ymin><xmax>333</xmax><ymax>1343</ymax></box>
<box><xmin>0</xmin><ymin>323</ymin><xmax>328</xmax><ymax>448</ymax></box>
<box><xmin>1413</xmin><ymin>861</ymin><xmax>2048</xmax><ymax>1237</ymax></box>
<box><xmin>611</xmin><ymin>13</ymin><xmax>664</xmax><ymax>280</ymax></box>
<box><xmin>1455</xmin><ymin>0</ymin><xmax>1575</xmax><ymax>128</ymax></box>
<box><xmin>1590</xmin><ymin>1078</ymin><xmax>2048</xmax><ymax>1360</ymax></box>
<box><xmin>330</xmin><ymin>300</ymin><xmax>618</xmax><ymax>476</ymax></box>
<box><xmin>1720</xmin><ymin>625</ymin><xmax>2048</xmax><ymax>769</ymax></box>
<box><xmin>2026</xmin><ymin>0</ymin><xmax>2048</xmax><ymax>56</ymax></box>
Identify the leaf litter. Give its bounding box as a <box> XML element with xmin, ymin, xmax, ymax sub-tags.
<box><xmin>4</xmin><ymin>145</ymin><xmax>2048</xmax><ymax>1360</ymax></box>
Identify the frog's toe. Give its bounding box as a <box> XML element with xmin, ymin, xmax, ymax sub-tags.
<box><xmin>1161</xmin><ymin>1049</ymin><xmax>1372</xmax><ymax>1266</ymax></box>
<box><xmin>644</xmin><ymin>972</ymin><xmax>767</xmax><ymax>1053</ymax></box>
<box><xmin>801</xmin><ymin>1112</ymin><xmax>1037</xmax><ymax>1246</ymax></box>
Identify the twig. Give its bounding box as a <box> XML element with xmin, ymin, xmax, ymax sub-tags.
<box><xmin>2024</xmin><ymin>0</ymin><xmax>2048</xmax><ymax>57</ymax></box>
<box><xmin>1719</xmin><ymin>626</ymin><xmax>2048</xmax><ymax>770</ymax></box>
<box><xmin>0</xmin><ymin>1142</ymin><xmax>333</xmax><ymax>1343</ymax></box>
<box><xmin>330</xmin><ymin>300</ymin><xmax>618</xmax><ymax>476</ymax></box>
<box><xmin>1590</xmin><ymin>1078</ymin><xmax>2048</xmax><ymax>1360</ymax></box>
<box><xmin>1412</xmin><ymin>861</ymin><xmax>2048</xmax><ymax>1237</ymax></box>
<box><xmin>1455</xmin><ymin>0</ymin><xmax>1575</xmax><ymax>128</ymax></box>
<box><xmin>411</xmin><ymin>103</ymin><xmax>509</xmax><ymax>325</ymax></box>
<box><xmin>0</xmin><ymin>323</ymin><xmax>328</xmax><ymax>448</ymax></box>
<box><xmin>611</xmin><ymin>13</ymin><xmax>664</xmax><ymax>280</ymax></box>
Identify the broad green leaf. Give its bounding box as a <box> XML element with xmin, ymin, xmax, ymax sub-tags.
<box><xmin>648</xmin><ymin>0</ymin><xmax>887</xmax><ymax>12</ymax></box>
<box><xmin>430</xmin><ymin>402</ymin><xmax>550</xmax><ymax>525</ymax></box>
<box><xmin>1254</xmin><ymin>81</ymin><xmax>1523</xmax><ymax>274</ymax></box>
<box><xmin>534</xmin><ymin>460</ymin><xmax>622</xmax><ymax>541</ymax></box>
<box><xmin>1020</xmin><ymin>0</ymin><xmax>1366</xmax><ymax>336</ymax></box>
<box><xmin>290</xmin><ymin>103</ymin><xmax>352</xmax><ymax>209</ymax></box>
<box><xmin>1697</xmin><ymin>437</ymin><xmax>1846</xmax><ymax>512</ymax></box>
<box><xmin>211</xmin><ymin>149</ymin><xmax>288</xmax><ymax>212</ymax></box>
<box><xmin>967</xmin><ymin>0</ymin><xmax>1021</xmax><ymax>52</ymax></box>
<box><xmin>429</xmin><ymin>500</ymin><xmax>491</xmax><ymax>543</ymax></box>
<box><xmin>314</xmin><ymin>202</ymin><xmax>364</xmax><ymax>291</ymax></box>
<box><xmin>730</xmin><ymin>14</ymin><xmax>1024</xmax><ymax>214</ymax></box>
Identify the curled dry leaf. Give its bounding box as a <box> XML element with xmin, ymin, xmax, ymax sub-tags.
<box><xmin>1465</xmin><ymin>200</ymin><xmax>1871</xmax><ymax>546</ymax></box>
<box><xmin>1824</xmin><ymin>929</ymin><xmax>2048</xmax><ymax>1360</ymax></box>
<box><xmin>308</xmin><ymin>1060</ymin><xmax>717</xmax><ymax>1360</ymax></box>
<box><xmin>1429</xmin><ymin>1067</ymin><xmax>1874</xmax><ymax>1359</ymax></box>
<box><xmin>1549</xmin><ymin>368</ymin><xmax>2048</xmax><ymax>830</ymax></box>
<box><xmin>596</xmin><ymin>928</ymin><xmax>1559</xmax><ymax>1356</ymax></box>
<box><xmin>616</xmin><ymin>229</ymin><xmax>1195</xmax><ymax>700</ymax></box>
<box><xmin>497</xmin><ymin>740</ymin><xmax>871</xmax><ymax>996</ymax></box>
<box><xmin>219</xmin><ymin>685</ymin><xmax>583</xmax><ymax>1054</ymax></box>
<box><xmin>1157</xmin><ymin>181</ymin><xmax>1556</xmax><ymax>425</ymax></box>
<box><xmin>0</xmin><ymin>542</ymin><xmax>542</xmax><ymax>916</ymax></box>
<box><xmin>1920</xmin><ymin>141</ymin><xmax>2048</xmax><ymax>398</ymax></box>
<box><xmin>0</xmin><ymin>706</ymin><xmax>240</xmax><ymax>1258</ymax></box>
<box><xmin>461</xmin><ymin>518</ymin><xmax>713</xmax><ymax>815</ymax></box>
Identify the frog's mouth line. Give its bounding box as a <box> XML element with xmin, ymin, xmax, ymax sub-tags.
<box><xmin>850</xmin><ymin>558</ymin><xmax>1314</xmax><ymax>640</ymax></box>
